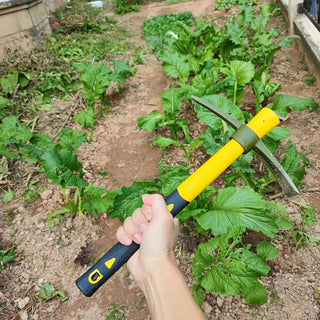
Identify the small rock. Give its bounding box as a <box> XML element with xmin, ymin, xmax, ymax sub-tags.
<box><xmin>20</xmin><ymin>310</ymin><xmax>29</xmax><ymax>320</ymax></box>
<box><xmin>40</xmin><ymin>189</ymin><xmax>52</xmax><ymax>200</ymax></box>
<box><xmin>65</xmin><ymin>218</ymin><xmax>73</xmax><ymax>229</ymax></box>
<box><xmin>36</xmin><ymin>221</ymin><xmax>45</xmax><ymax>229</ymax></box>
<box><xmin>15</xmin><ymin>296</ymin><xmax>30</xmax><ymax>309</ymax></box>
<box><xmin>217</xmin><ymin>296</ymin><xmax>224</xmax><ymax>308</ymax></box>
<box><xmin>202</xmin><ymin>302</ymin><xmax>212</xmax><ymax>314</ymax></box>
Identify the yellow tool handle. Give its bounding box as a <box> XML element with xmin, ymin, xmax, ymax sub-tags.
<box><xmin>178</xmin><ymin>107</ymin><xmax>279</xmax><ymax>203</ymax></box>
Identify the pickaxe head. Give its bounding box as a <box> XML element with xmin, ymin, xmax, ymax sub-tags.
<box><xmin>191</xmin><ymin>95</ymin><xmax>299</xmax><ymax>197</ymax></box>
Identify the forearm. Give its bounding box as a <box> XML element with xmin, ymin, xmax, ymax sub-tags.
<box><xmin>140</xmin><ymin>256</ymin><xmax>207</xmax><ymax>320</ymax></box>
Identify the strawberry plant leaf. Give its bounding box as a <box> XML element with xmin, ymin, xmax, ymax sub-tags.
<box><xmin>256</xmin><ymin>241</ymin><xmax>279</xmax><ymax>261</ymax></box>
<box><xmin>82</xmin><ymin>184</ymin><xmax>117</xmax><ymax>218</ymax></box>
<box><xmin>192</xmin><ymin>234</ymin><xmax>270</xmax><ymax>305</ymax></box>
<box><xmin>75</xmin><ymin>109</ymin><xmax>95</xmax><ymax>128</ymax></box>
<box><xmin>196</xmin><ymin>187</ymin><xmax>280</xmax><ymax>238</ymax></box>
<box><xmin>39</xmin><ymin>147</ymin><xmax>87</xmax><ymax>188</ymax></box>
<box><xmin>58</xmin><ymin>129</ymin><xmax>88</xmax><ymax>150</ymax></box>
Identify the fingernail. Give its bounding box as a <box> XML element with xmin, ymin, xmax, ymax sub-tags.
<box><xmin>133</xmin><ymin>233</ymin><xmax>142</xmax><ymax>244</ymax></box>
<box><xmin>123</xmin><ymin>234</ymin><xmax>132</xmax><ymax>246</ymax></box>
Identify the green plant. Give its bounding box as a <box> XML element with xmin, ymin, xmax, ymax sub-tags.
<box><xmin>152</xmin><ymin>135</ymin><xmax>203</xmax><ymax>164</ymax></box>
<box><xmin>74</xmin><ymin>60</ymin><xmax>132</xmax><ymax>128</ymax></box>
<box><xmin>0</xmin><ymin>249</ymin><xmax>16</xmax><ymax>270</ymax></box>
<box><xmin>213</xmin><ymin>0</ymin><xmax>258</xmax><ymax>10</ymax></box>
<box><xmin>132</xmin><ymin>4</ymin><xmax>319</xmax><ymax>306</ymax></box>
<box><xmin>106</xmin><ymin>303</ymin><xmax>127</xmax><ymax>320</ymax></box>
<box><xmin>303</xmin><ymin>75</ymin><xmax>316</xmax><ymax>86</ymax></box>
<box><xmin>291</xmin><ymin>203</ymin><xmax>320</xmax><ymax>247</ymax></box>
<box><xmin>40</xmin><ymin>282</ymin><xmax>68</xmax><ymax>301</ymax></box>
<box><xmin>113</xmin><ymin>0</ymin><xmax>141</xmax><ymax>15</ymax></box>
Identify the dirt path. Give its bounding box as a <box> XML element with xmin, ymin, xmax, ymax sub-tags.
<box><xmin>1</xmin><ymin>1</ymin><xmax>320</xmax><ymax>319</ymax></box>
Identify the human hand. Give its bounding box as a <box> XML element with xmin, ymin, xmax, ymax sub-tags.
<box><xmin>116</xmin><ymin>193</ymin><xmax>179</xmax><ymax>287</ymax></box>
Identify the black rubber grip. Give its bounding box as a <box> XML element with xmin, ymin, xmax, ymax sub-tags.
<box><xmin>76</xmin><ymin>241</ymin><xmax>139</xmax><ymax>297</ymax></box>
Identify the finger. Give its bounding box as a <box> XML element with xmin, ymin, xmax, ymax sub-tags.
<box><xmin>116</xmin><ymin>226</ymin><xmax>132</xmax><ymax>246</ymax></box>
<box><xmin>142</xmin><ymin>194</ymin><xmax>171</xmax><ymax>221</ymax></box>
<box><xmin>131</xmin><ymin>208</ymin><xmax>149</xmax><ymax>233</ymax></box>
<box><xmin>124</xmin><ymin>216</ymin><xmax>142</xmax><ymax>244</ymax></box>
<box><xmin>141</xmin><ymin>203</ymin><xmax>152</xmax><ymax>221</ymax></box>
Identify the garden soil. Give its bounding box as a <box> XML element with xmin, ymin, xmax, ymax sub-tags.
<box><xmin>1</xmin><ymin>0</ymin><xmax>320</xmax><ymax>319</ymax></box>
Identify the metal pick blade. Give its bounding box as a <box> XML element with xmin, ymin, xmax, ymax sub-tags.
<box><xmin>191</xmin><ymin>95</ymin><xmax>300</xmax><ymax>197</ymax></box>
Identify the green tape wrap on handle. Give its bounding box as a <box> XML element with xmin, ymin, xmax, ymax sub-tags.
<box><xmin>76</xmin><ymin>188</ymin><xmax>188</xmax><ymax>297</ymax></box>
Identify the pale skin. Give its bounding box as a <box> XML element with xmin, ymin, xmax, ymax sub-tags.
<box><xmin>116</xmin><ymin>193</ymin><xmax>207</xmax><ymax>320</ymax></box>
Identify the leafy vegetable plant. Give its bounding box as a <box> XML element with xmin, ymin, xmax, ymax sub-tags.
<box><xmin>74</xmin><ymin>60</ymin><xmax>132</xmax><ymax>128</ymax></box>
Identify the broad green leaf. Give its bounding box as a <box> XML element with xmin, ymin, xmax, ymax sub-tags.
<box><xmin>0</xmin><ymin>96</ymin><xmax>8</xmax><ymax>108</ymax></box>
<box><xmin>74</xmin><ymin>109</ymin><xmax>95</xmax><ymax>128</ymax></box>
<box><xmin>82</xmin><ymin>184</ymin><xmax>116</xmax><ymax>218</ymax></box>
<box><xmin>225</xmin><ymin>21</ymin><xmax>249</xmax><ymax>46</ymax></box>
<box><xmin>152</xmin><ymin>135</ymin><xmax>179</xmax><ymax>148</ymax></box>
<box><xmin>112</xmin><ymin>59</ymin><xmax>132</xmax><ymax>84</ymax></box>
<box><xmin>192</xmin><ymin>235</ymin><xmax>270</xmax><ymax>304</ymax></box>
<box><xmin>159</xmin><ymin>165</ymin><xmax>191</xmax><ymax>195</ymax></box>
<box><xmin>3</xmin><ymin>191</ymin><xmax>15</xmax><ymax>203</ymax></box>
<box><xmin>194</xmin><ymin>95</ymin><xmax>244</xmax><ymax>130</ymax></box>
<box><xmin>58</xmin><ymin>129</ymin><xmax>87</xmax><ymax>150</ymax></box>
<box><xmin>111</xmin><ymin>181</ymin><xmax>160</xmax><ymax>221</ymax></box>
<box><xmin>0</xmin><ymin>250</ymin><xmax>16</xmax><ymax>264</ymax></box>
<box><xmin>39</xmin><ymin>147</ymin><xmax>86</xmax><ymax>188</ymax></box>
<box><xmin>18</xmin><ymin>72</ymin><xmax>30</xmax><ymax>88</ymax></box>
<box><xmin>0</xmin><ymin>73</ymin><xmax>18</xmax><ymax>95</ymax></box>
<box><xmin>281</xmin><ymin>141</ymin><xmax>310</xmax><ymax>187</ymax></box>
<box><xmin>262</xmin><ymin>126</ymin><xmax>291</xmax><ymax>152</ymax></box>
<box><xmin>0</xmin><ymin>116</ymin><xmax>33</xmax><ymax>144</ymax></box>
<box><xmin>196</xmin><ymin>187</ymin><xmax>280</xmax><ymax>237</ymax></box>
<box><xmin>40</xmin><ymin>282</ymin><xmax>56</xmax><ymax>299</ymax></box>
<box><xmin>137</xmin><ymin>110</ymin><xmax>166</xmax><ymax>131</ymax></box>
<box><xmin>40</xmin><ymin>282</ymin><xmax>68</xmax><ymax>301</ymax></box>
<box><xmin>158</xmin><ymin>51</ymin><xmax>192</xmax><ymax>83</ymax></box>
<box><xmin>268</xmin><ymin>94</ymin><xmax>318</xmax><ymax>118</ymax></box>
<box><xmin>0</xmin><ymin>143</ymin><xmax>17</xmax><ymax>159</ymax></box>
<box><xmin>257</xmin><ymin>241</ymin><xmax>279</xmax><ymax>261</ymax></box>
<box><xmin>222</xmin><ymin>60</ymin><xmax>255</xmax><ymax>86</ymax></box>
<box><xmin>82</xmin><ymin>63</ymin><xmax>112</xmax><ymax>103</ymax></box>
<box><xmin>161</xmin><ymin>86</ymin><xmax>185</xmax><ymax>115</ymax></box>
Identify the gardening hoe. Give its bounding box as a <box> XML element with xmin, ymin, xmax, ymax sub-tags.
<box><xmin>76</xmin><ymin>96</ymin><xmax>299</xmax><ymax>297</ymax></box>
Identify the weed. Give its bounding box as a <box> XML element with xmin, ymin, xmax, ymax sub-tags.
<box><xmin>106</xmin><ymin>303</ymin><xmax>127</xmax><ymax>320</ymax></box>
<box><xmin>0</xmin><ymin>249</ymin><xmax>16</xmax><ymax>271</ymax></box>
<box><xmin>304</xmin><ymin>75</ymin><xmax>316</xmax><ymax>86</ymax></box>
<box><xmin>40</xmin><ymin>282</ymin><xmax>68</xmax><ymax>302</ymax></box>
<box><xmin>291</xmin><ymin>202</ymin><xmax>320</xmax><ymax>247</ymax></box>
